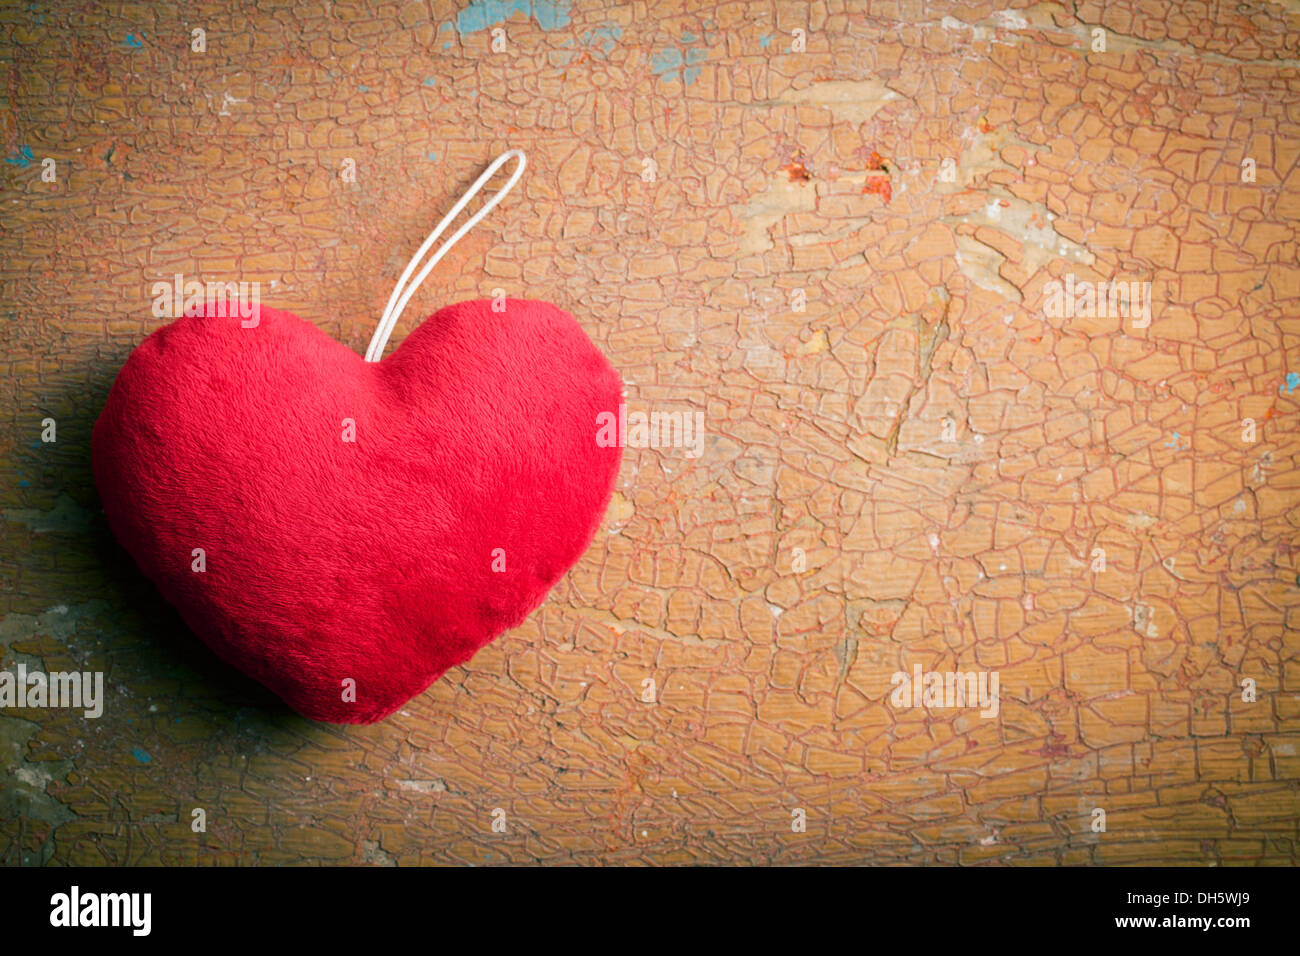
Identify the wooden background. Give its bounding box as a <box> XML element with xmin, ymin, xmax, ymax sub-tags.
<box><xmin>2</xmin><ymin>0</ymin><xmax>1298</xmax><ymax>864</ymax></box>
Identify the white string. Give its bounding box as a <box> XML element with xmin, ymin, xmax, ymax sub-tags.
<box><xmin>365</xmin><ymin>148</ymin><xmax>527</xmax><ymax>362</ymax></box>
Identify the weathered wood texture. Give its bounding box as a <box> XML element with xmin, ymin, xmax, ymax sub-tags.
<box><xmin>1</xmin><ymin>0</ymin><xmax>1298</xmax><ymax>864</ymax></box>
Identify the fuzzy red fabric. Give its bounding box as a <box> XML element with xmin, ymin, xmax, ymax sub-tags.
<box><xmin>92</xmin><ymin>300</ymin><xmax>623</xmax><ymax>723</ymax></box>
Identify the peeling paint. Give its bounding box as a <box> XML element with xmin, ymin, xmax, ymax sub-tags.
<box><xmin>940</xmin><ymin>124</ymin><xmax>1094</xmax><ymax>301</ymax></box>
<box><xmin>773</xmin><ymin>78</ymin><xmax>899</xmax><ymax>126</ymax></box>
<box><xmin>650</xmin><ymin>41</ymin><xmax>706</xmax><ymax>85</ymax></box>
<box><xmin>738</xmin><ymin>177</ymin><xmax>818</xmax><ymax>255</ymax></box>
<box><xmin>455</xmin><ymin>0</ymin><xmax>571</xmax><ymax>35</ymax></box>
<box><xmin>3</xmin><ymin>492</ymin><xmax>93</xmax><ymax>532</ymax></box>
<box><xmin>2</xmin><ymin>0</ymin><xmax>1297</xmax><ymax>868</ymax></box>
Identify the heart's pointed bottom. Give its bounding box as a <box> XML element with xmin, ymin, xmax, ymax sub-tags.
<box><xmin>93</xmin><ymin>298</ymin><xmax>625</xmax><ymax>724</ymax></box>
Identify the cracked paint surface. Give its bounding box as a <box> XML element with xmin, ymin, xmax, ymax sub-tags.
<box><xmin>1</xmin><ymin>0</ymin><xmax>1299</xmax><ymax>865</ymax></box>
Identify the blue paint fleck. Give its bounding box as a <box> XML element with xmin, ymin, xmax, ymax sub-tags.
<box><xmin>124</xmin><ymin>33</ymin><xmax>143</xmax><ymax>49</ymax></box>
<box><xmin>358</xmin><ymin>84</ymin><xmax>369</xmax><ymax>92</ymax></box>
<box><xmin>427</xmin><ymin>151</ymin><xmax>438</xmax><ymax>161</ymax></box>
<box><xmin>651</xmin><ymin>43</ymin><xmax>706</xmax><ymax>85</ymax></box>
<box><xmin>4</xmin><ymin>146</ymin><xmax>33</xmax><ymax>167</ymax></box>
<box><xmin>760</xmin><ymin>34</ymin><xmax>772</xmax><ymax>48</ymax></box>
<box><xmin>1281</xmin><ymin>372</ymin><xmax>1299</xmax><ymax>394</ymax></box>
<box><xmin>579</xmin><ymin>24</ymin><xmax>621</xmax><ymax>56</ymax></box>
<box><xmin>443</xmin><ymin>40</ymin><xmax>453</xmax><ymax>49</ymax></box>
<box><xmin>456</xmin><ymin>0</ymin><xmax>571</xmax><ymax>35</ymax></box>
<box><xmin>132</xmin><ymin>748</ymin><xmax>152</xmax><ymax>764</ymax></box>
<box><xmin>684</xmin><ymin>53</ymin><xmax>706</xmax><ymax>84</ymax></box>
<box><xmin>423</xmin><ymin>77</ymin><xmax>437</xmax><ymax>86</ymax></box>
<box><xmin>651</xmin><ymin>47</ymin><xmax>683</xmax><ymax>74</ymax></box>
<box><xmin>18</xmin><ymin>479</ymin><xmax>29</xmax><ymax>488</ymax></box>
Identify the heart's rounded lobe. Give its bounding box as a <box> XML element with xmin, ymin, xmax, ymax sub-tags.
<box><xmin>92</xmin><ymin>299</ymin><xmax>624</xmax><ymax>722</ymax></box>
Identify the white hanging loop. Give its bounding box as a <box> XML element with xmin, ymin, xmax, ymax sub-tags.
<box><xmin>365</xmin><ymin>148</ymin><xmax>527</xmax><ymax>362</ymax></box>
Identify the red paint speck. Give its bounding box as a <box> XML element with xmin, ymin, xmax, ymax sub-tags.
<box><xmin>782</xmin><ymin>160</ymin><xmax>811</xmax><ymax>182</ymax></box>
<box><xmin>862</xmin><ymin>175</ymin><xmax>892</xmax><ymax>202</ymax></box>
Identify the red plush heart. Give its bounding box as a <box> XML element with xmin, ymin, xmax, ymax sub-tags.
<box><xmin>92</xmin><ymin>299</ymin><xmax>623</xmax><ymax>723</ymax></box>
